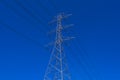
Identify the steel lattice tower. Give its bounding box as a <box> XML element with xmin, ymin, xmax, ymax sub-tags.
<box><xmin>43</xmin><ymin>13</ymin><xmax>72</xmax><ymax>80</ymax></box>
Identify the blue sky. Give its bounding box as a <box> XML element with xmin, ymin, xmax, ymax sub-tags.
<box><xmin>0</xmin><ymin>0</ymin><xmax>120</xmax><ymax>80</ymax></box>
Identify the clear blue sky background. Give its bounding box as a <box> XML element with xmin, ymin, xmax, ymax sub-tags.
<box><xmin>0</xmin><ymin>0</ymin><xmax>120</xmax><ymax>80</ymax></box>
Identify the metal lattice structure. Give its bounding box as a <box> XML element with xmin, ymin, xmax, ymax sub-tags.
<box><xmin>43</xmin><ymin>13</ymin><xmax>72</xmax><ymax>80</ymax></box>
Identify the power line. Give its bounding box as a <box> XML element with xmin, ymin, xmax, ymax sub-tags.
<box><xmin>24</xmin><ymin>0</ymin><xmax>53</xmax><ymax>17</ymax></box>
<box><xmin>65</xmin><ymin>24</ymin><xmax>97</xmax><ymax>80</ymax></box>
<box><xmin>1</xmin><ymin>0</ymin><xmax>48</xmax><ymax>34</ymax></box>
<box><xmin>0</xmin><ymin>2</ymin><xmax>53</xmax><ymax>56</ymax></box>
<box><xmin>0</xmin><ymin>21</ymin><xmax>44</xmax><ymax>49</ymax></box>
<box><xmin>1</xmin><ymin>1</ymin><xmax>32</xmax><ymax>22</ymax></box>
<box><xmin>73</xmin><ymin>39</ymin><xmax>91</xmax><ymax>67</ymax></box>
<box><xmin>64</xmin><ymin>31</ymin><xmax>98</xmax><ymax>80</ymax></box>
<box><xmin>65</xmin><ymin>42</ymin><xmax>93</xmax><ymax>80</ymax></box>
<box><xmin>13</xmin><ymin>0</ymin><xmax>46</xmax><ymax>26</ymax></box>
<box><xmin>35</xmin><ymin>0</ymin><xmax>54</xmax><ymax>16</ymax></box>
<box><xmin>73</xmin><ymin>39</ymin><xmax>98</xmax><ymax>80</ymax></box>
<box><xmin>62</xmin><ymin>22</ymin><xmax>95</xmax><ymax>80</ymax></box>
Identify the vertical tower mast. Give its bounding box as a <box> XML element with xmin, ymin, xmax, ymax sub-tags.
<box><xmin>43</xmin><ymin>13</ymin><xmax>72</xmax><ymax>80</ymax></box>
<box><xmin>56</xmin><ymin>14</ymin><xmax>63</xmax><ymax>80</ymax></box>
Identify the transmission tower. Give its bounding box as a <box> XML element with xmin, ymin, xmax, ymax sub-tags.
<box><xmin>43</xmin><ymin>13</ymin><xmax>72</xmax><ymax>80</ymax></box>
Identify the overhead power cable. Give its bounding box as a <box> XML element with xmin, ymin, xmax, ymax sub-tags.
<box><xmin>23</xmin><ymin>0</ymin><xmax>52</xmax><ymax>18</ymax></box>
<box><xmin>64</xmin><ymin>27</ymin><xmax>97</xmax><ymax>80</ymax></box>
<box><xmin>0</xmin><ymin>21</ymin><xmax>44</xmax><ymax>49</ymax></box>
<box><xmin>73</xmin><ymin>39</ymin><xmax>98</xmax><ymax>80</ymax></box>
<box><xmin>65</xmin><ymin>42</ymin><xmax>93</xmax><ymax>80</ymax></box>
<box><xmin>35</xmin><ymin>0</ymin><xmax>54</xmax><ymax>16</ymax></box>
<box><xmin>13</xmin><ymin>0</ymin><xmax>46</xmax><ymax>26</ymax></box>
<box><xmin>2</xmin><ymin>0</ymin><xmax>47</xmax><ymax>34</ymax></box>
